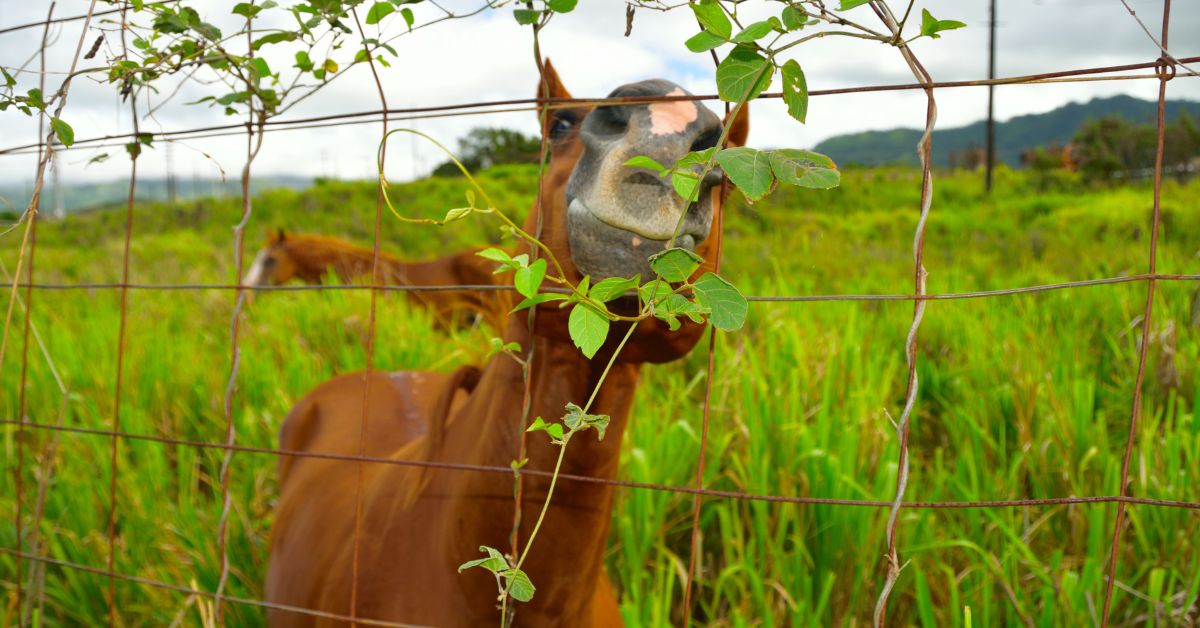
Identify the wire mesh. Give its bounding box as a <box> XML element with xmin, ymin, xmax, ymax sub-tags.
<box><xmin>2</xmin><ymin>1</ymin><xmax>1198</xmax><ymax>626</ymax></box>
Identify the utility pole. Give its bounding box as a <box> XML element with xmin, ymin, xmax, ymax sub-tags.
<box><xmin>166</xmin><ymin>141</ymin><xmax>177</xmax><ymax>203</ymax></box>
<box><xmin>985</xmin><ymin>0</ymin><xmax>997</xmax><ymax>193</ymax></box>
<box><xmin>51</xmin><ymin>146</ymin><xmax>64</xmax><ymax>218</ymax></box>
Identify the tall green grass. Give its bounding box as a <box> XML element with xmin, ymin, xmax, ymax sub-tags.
<box><xmin>2</xmin><ymin>165</ymin><xmax>1198</xmax><ymax>626</ymax></box>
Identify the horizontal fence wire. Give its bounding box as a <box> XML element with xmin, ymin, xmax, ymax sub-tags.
<box><xmin>0</xmin><ymin>1</ymin><xmax>177</xmax><ymax>36</ymax></box>
<box><xmin>9</xmin><ymin>273</ymin><xmax>1200</xmax><ymax>300</ymax></box>
<box><xmin>0</xmin><ymin>548</ymin><xmax>430</xmax><ymax>628</ymax></box>
<box><xmin>0</xmin><ymin>55</ymin><xmax>1196</xmax><ymax>157</ymax></box>
<box><xmin>4</xmin><ymin>418</ymin><xmax>1199</xmax><ymax>511</ymax></box>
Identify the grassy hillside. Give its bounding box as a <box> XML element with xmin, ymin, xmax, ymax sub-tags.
<box><xmin>813</xmin><ymin>95</ymin><xmax>1200</xmax><ymax>167</ymax></box>
<box><xmin>2</xmin><ymin>164</ymin><xmax>1199</xmax><ymax>626</ymax></box>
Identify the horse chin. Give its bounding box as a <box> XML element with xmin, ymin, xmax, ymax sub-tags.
<box><xmin>565</xmin><ymin>197</ymin><xmax>702</xmax><ymax>282</ymax></box>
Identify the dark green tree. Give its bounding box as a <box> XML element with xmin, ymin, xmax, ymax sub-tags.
<box><xmin>432</xmin><ymin>127</ymin><xmax>543</xmax><ymax>177</ymax></box>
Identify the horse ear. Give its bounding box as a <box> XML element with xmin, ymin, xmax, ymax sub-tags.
<box><xmin>723</xmin><ymin>104</ymin><xmax>750</xmax><ymax>148</ymax></box>
<box><xmin>536</xmin><ymin>58</ymin><xmax>571</xmax><ymax>107</ymax></box>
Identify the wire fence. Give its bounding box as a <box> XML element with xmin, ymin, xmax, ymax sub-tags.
<box><xmin>3</xmin><ymin>1</ymin><xmax>1199</xmax><ymax>627</ymax></box>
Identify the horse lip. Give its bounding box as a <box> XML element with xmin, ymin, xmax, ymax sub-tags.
<box><xmin>567</xmin><ymin>197</ymin><xmax>702</xmax><ymax>247</ymax></box>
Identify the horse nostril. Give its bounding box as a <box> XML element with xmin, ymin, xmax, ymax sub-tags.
<box><xmin>689</xmin><ymin>128</ymin><xmax>720</xmax><ymax>154</ymax></box>
<box><xmin>624</xmin><ymin>171</ymin><xmax>663</xmax><ymax>188</ymax></box>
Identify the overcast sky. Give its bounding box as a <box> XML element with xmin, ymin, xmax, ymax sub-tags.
<box><xmin>0</xmin><ymin>0</ymin><xmax>1196</xmax><ymax>189</ymax></box>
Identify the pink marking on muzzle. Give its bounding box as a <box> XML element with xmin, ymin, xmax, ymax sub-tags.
<box><xmin>648</xmin><ymin>88</ymin><xmax>698</xmax><ymax>136</ymax></box>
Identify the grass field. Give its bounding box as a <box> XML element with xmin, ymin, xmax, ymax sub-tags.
<box><xmin>2</xmin><ymin>164</ymin><xmax>1199</xmax><ymax>626</ymax></box>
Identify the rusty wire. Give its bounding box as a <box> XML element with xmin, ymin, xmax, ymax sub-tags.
<box><xmin>1100</xmin><ymin>2</ymin><xmax>1176</xmax><ymax>626</ymax></box>
<box><xmin>4</xmin><ymin>2</ymin><xmax>1200</xmax><ymax>626</ymax></box>
<box><xmin>347</xmin><ymin>7</ymin><xmax>390</xmax><ymax>625</ymax></box>
<box><xmin>11</xmin><ymin>4</ymin><xmax>56</xmax><ymax>624</ymax></box>
<box><xmin>0</xmin><ymin>548</ymin><xmax>432</xmax><ymax>628</ymax></box>
<box><xmin>0</xmin><ymin>1</ymin><xmax>177</xmax><ymax>36</ymax></box>
<box><xmin>6</xmin><ymin>418</ymin><xmax>1200</xmax><ymax>511</ymax></box>
<box><xmin>9</xmin><ymin>272</ymin><xmax>1200</xmax><ymax>299</ymax></box>
<box><xmin>1</xmin><ymin>55</ymin><xmax>1196</xmax><ymax>158</ymax></box>
<box><xmin>681</xmin><ymin>43</ymin><xmax>732</xmax><ymax>627</ymax></box>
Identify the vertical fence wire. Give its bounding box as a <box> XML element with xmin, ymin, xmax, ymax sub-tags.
<box><xmin>11</xmin><ymin>6</ymin><xmax>55</xmax><ymax>624</ymax></box>
<box><xmin>681</xmin><ymin>43</ymin><xmax>731</xmax><ymax>626</ymax></box>
<box><xmin>871</xmin><ymin>2</ymin><xmax>937</xmax><ymax>624</ymax></box>
<box><xmin>348</xmin><ymin>7</ymin><xmax>389</xmax><ymax>625</ymax></box>
<box><xmin>105</xmin><ymin>4</ymin><xmax>134</xmax><ymax>624</ymax></box>
<box><xmin>11</xmin><ymin>4</ymin><xmax>55</xmax><ymax>624</ymax></box>
<box><xmin>212</xmin><ymin>5</ymin><xmax>261</xmax><ymax>619</ymax></box>
<box><xmin>1099</xmin><ymin>1</ymin><xmax>1173</xmax><ymax>625</ymax></box>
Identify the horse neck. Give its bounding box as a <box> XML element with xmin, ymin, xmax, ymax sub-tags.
<box><xmin>287</xmin><ymin>237</ymin><xmax>403</xmax><ymax>282</ymax></box>
<box><xmin>438</xmin><ymin>315</ymin><xmax>643</xmax><ymax>613</ymax></box>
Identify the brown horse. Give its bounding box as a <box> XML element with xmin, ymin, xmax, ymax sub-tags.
<box><xmin>264</xmin><ymin>61</ymin><xmax>749</xmax><ymax>626</ymax></box>
<box><xmin>242</xmin><ymin>230</ymin><xmax>509</xmax><ymax>330</ymax></box>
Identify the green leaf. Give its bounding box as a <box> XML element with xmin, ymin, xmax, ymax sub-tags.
<box><xmin>194</xmin><ymin>22</ymin><xmax>222</xmax><ymax>41</ymax></box>
<box><xmin>487</xmin><ymin>338</ymin><xmax>522</xmax><ymax>358</ymax></box>
<box><xmin>49</xmin><ymin>118</ymin><xmax>74</xmax><ymax>147</ymax></box>
<box><xmin>715</xmin><ymin>147</ymin><xmax>773</xmax><ymax>201</ymax></box>
<box><xmin>503</xmin><ymin>568</ymin><xmax>536</xmax><ymax>602</ymax></box>
<box><xmin>25</xmin><ymin>88</ymin><xmax>45</xmax><ymax>110</ymax></box>
<box><xmin>251</xmin><ymin>32</ymin><xmax>296</xmax><ymax>49</ymax></box>
<box><xmin>568</xmin><ymin>303</ymin><xmax>609</xmax><ymax>359</ymax></box>
<box><xmin>232</xmin><ymin>2</ymin><xmax>262</xmax><ymax>18</ymax></box>
<box><xmin>442</xmin><ymin>207</ymin><xmax>472</xmax><ymax>223</ymax></box>
<box><xmin>547</xmin><ymin>0</ymin><xmax>577</xmax><ymax>12</ymax></box>
<box><xmin>249</xmin><ymin>57</ymin><xmax>272</xmax><ymax>80</ymax></box>
<box><xmin>323</xmin><ymin>58</ymin><xmax>339</xmax><ymax>74</ymax></box>
<box><xmin>1</xmin><ymin>67</ymin><xmax>16</xmax><ymax>88</ymax></box>
<box><xmin>690</xmin><ymin>0</ymin><xmax>731</xmax><ymax>38</ymax></box>
<box><xmin>294</xmin><ymin>50</ymin><xmax>314</xmax><ymax>71</ymax></box>
<box><xmin>768</xmin><ymin>149</ymin><xmax>840</xmax><ymax>189</ymax></box>
<box><xmin>477</xmin><ymin>248</ymin><xmax>514</xmax><ymax>265</ymax></box>
<box><xmin>589</xmin><ymin>276</ymin><xmax>639</xmax><ymax>302</ymax></box>
<box><xmin>780</xmin><ymin>60</ymin><xmax>808</xmax><ymax>124</ymax></box>
<box><xmin>655</xmin><ymin>293</ymin><xmax>705</xmax><ymax>331</ymax></box>
<box><xmin>693</xmin><ymin>272</ymin><xmax>747</xmax><ymax>331</ymax></box>
<box><xmin>562</xmin><ymin>403</ymin><xmax>611</xmax><ymax>441</ymax></box>
<box><xmin>780</xmin><ymin>5</ymin><xmax>806</xmax><ymax>31</ymax></box>
<box><xmin>638</xmin><ymin>279</ymin><xmax>673</xmax><ymax>308</ymax></box>
<box><xmin>399</xmin><ymin>7</ymin><xmax>414</xmax><ymax>29</ymax></box>
<box><xmin>649</xmin><ymin>248</ymin><xmax>703</xmax><ymax>283</ymax></box>
<box><xmin>514</xmin><ymin>258</ymin><xmax>547</xmax><ymax>299</ymax></box>
<box><xmin>458</xmin><ymin>545</ymin><xmax>509</xmax><ymax>574</ymax></box>
<box><xmin>511</xmin><ymin>293</ymin><xmax>569</xmax><ymax>313</ymax></box>
<box><xmin>624</xmin><ymin>155</ymin><xmax>665</xmax><ymax>173</ymax></box>
<box><xmin>584</xmin><ymin>413</ymin><xmax>610</xmax><ymax>441</ymax></box>
<box><xmin>839</xmin><ymin>0</ymin><xmax>873</xmax><ymax>10</ymax></box>
<box><xmin>562</xmin><ymin>403</ymin><xmax>586</xmax><ymax>431</ymax></box>
<box><xmin>920</xmin><ymin>9</ymin><xmax>966</xmax><ymax>39</ymax></box>
<box><xmin>365</xmin><ymin>2</ymin><xmax>394</xmax><ymax>24</ymax></box>
<box><xmin>715</xmin><ymin>46</ymin><xmax>773</xmax><ymax>103</ymax></box>
<box><xmin>732</xmin><ymin>20</ymin><xmax>775</xmax><ymax>43</ymax></box>
<box><xmin>527</xmin><ymin>416</ymin><xmax>565</xmax><ymax>441</ymax></box>
<box><xmin>670</xmin><ymin>171</ymin><xmax>699</xmax><ymax>201</ymax></box>
<box><xmin>685</xmin><ymin>31</ymin><xmax>725</xmax><ymax>53</ymax></box>
<box><xmin>513</xmin><ymin>9</ymin><xmax>540</xmax><ymax>25</ymax></box>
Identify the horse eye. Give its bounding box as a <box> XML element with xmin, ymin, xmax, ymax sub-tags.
<box><xmin>550</xmin><ymin>111</ymin><xmax>576</xmax><ymax>139</ymax></box>
<box><xmin>262</xmin><ymin>257</ymin><xmax>276</xmax><ymax>268</ymax></box>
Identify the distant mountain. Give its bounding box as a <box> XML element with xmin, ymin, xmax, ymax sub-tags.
<box><xmin>813</xmin><ymin>95</ymin><xmax>1200</xmax><ymax>167</ymax></box>
<box><xmin>0</xmin><ymin>175</ymin><xmax>312</xmax><ymax>216</ymax></box>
